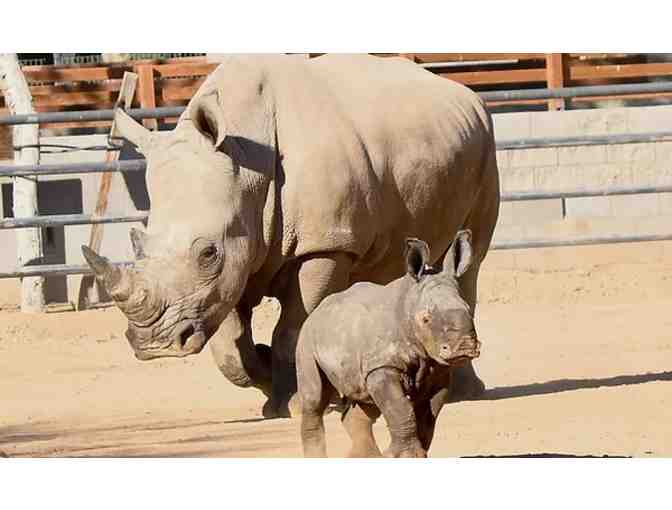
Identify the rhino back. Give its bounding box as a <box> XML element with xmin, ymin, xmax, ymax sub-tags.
<box><xmin>269</xmin><ymin>54</ymin><xmax>495</xmax><ymax>279</ymax></box>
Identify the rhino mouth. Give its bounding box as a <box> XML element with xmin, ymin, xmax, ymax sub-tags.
<box><xmin>129</xmin><ymin>320</ymin><xmax>209</xmax><ymax>360</ymax></box>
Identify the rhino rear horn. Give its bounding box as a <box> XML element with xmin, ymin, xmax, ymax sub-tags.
<box><xmin>129</xmin><ymin>228</ymin><xmax>149</xmax><ymax>260</ymax></box>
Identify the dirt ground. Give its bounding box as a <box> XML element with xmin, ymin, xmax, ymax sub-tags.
<box><xmin>1</xmin><ymin>245</ymin><xmax>672</xmax><ymax>458</ymax></box>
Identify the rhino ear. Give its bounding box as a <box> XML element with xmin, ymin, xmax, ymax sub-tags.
<box><xmin>405</xmin><ymin>238</ymin><xmax>430</xmax><ymax>282</ymax></box>
<box><xmin>113</xmin><ymin>108</ymin><xmax>154</xmax><ymax>154</ymax></box>
<box><xmin>444</xmin><ymin>230</ymin><xmax>473</xmax><ymax>278</ymax></box>
<box><xmin>191</xmin><ymin>91</ymin><xmax>227</xmax><ymax>148</ymax></box>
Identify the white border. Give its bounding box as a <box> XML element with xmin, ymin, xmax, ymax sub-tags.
<box><xmin>2</xmin><ymin>3</ymin><xmax>671</xmax><ymax>510</ymax></box>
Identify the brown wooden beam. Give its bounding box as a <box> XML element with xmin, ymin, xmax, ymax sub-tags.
<box><xmin>546</xmin><ymin>53</ymin><xmax>569</xmax><ymax>111</ymax></box>
<box><xmin>570</xmin><ymin>61</ymin><xmax>672</xmax><ymax>81</ymax></box>
<box><xmin>135</xmin><ymin>64</ymin><xmax>157</xmax><ymax>130</ymax></box>
<box><xmin>439</xmin><ymin>68</ymin><xmax>546</xmax><ymax>86</ymax></box>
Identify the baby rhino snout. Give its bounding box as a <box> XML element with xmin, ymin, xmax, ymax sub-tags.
<box><xmin>438</xmin><ymin>335</ymin><xmax>481</xmax><ymax>363</ymax></box>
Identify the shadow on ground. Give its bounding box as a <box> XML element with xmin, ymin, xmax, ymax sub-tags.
<box><xmin>479</xmin><ymin>370</ymin><xmax>672</xmax><ymax>401</ymax></box>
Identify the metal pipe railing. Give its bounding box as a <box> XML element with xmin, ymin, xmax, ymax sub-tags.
<box><xmin>0</xmin><ymin>213</ymin><xmax>148</xmax><ymax>230</ymax></box>
<box><xmin>2</xmin><ymin>131</ymin><xmax>672</xmax><ymax>178</ymax></box>
<box><xmin>496</xmin><ymin>131</ymin><xmax>672</xmax><ymax>150</ymax></box>
<box><xmin>1</xmin><ymin>184</ymin><xmax>671</xmax><ymax>233</ymax></box>
<box><xmin>501</xmin><ymin>184</ymin><xmax>672</xmax><ymax>202</ymax></box>
<box><xmin>480</xmin><ymin>81</ymin><xmax>672</xmax><ymax>102</ymax></box>
<box><xmin>491</xmin><ymin>233</ymin><xmax>672</xmax><ymax>251</ymax></box>
<box><xmin>0</xmin><ymin>106</ymin><xmax>184</xmax><ymax>126</ymax></box>
<box><xmin>0</xmin><ymin>160</ymin><xmax>146</xmax><ymax>177</ymax></box>
<box><xmin>0</xmin><ymin>262</ymin><xmax>131</xmax><ymax>279</ymax></box>
<box><xmin>3</xmin><ymin>231</ymin><xmax>672</xmax><ymax>279</ymax></box>
<box><xmin>1</xmin><ymin>82</ymin><xmax>672</xmax><ymax>126</ymax></box>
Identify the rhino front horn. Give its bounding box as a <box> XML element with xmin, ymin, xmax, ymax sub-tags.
<box><xmin>81</xmin><ymin>246</ymin><xmax>128</xmax><ymax>300</ymax></box>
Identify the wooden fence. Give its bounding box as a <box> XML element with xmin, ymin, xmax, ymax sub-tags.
<box><xmin>2</xmin><ymin>54</ymin><xmax>672</xmax><ymax>130</ymax></box>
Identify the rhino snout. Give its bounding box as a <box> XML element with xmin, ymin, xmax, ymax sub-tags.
<box><xmin>126</xmin><ymin>319</ymin><xmax>208</xmax><ymax>360</ymax></box>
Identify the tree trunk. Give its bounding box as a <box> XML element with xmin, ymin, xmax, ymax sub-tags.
<box><xmin>0</xmin><ymin>53</ymin><xmax>45</xmax><ymax>312</ymax></box>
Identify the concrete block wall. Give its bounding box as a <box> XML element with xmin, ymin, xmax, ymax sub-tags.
<box><xmin>491</xmin><ymin>104</ymin><xmax>672</xmax><ymax>270</ymax></box>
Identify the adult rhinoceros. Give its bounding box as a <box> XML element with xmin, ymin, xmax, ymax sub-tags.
<box><xmin>82</xmin><ymin>54</ymin><xmax>500</xmax><ymax>419</ymax></box>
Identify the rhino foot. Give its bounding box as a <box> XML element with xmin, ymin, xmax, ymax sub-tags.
<box><xmin>262</xmin><ymin>393</ymin><xmax>302</xmax><ymax>420</ymax></box>
<box><xmin>384</xmin><ymin>441</ymin><xmax>427</xmax><ymax>458</ymax></box>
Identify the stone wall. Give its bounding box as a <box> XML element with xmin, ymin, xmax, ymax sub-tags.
<box><xmin>491</xmin><ymin>104</ymin><xmax>672</xmax><ymax>270</ymax></box>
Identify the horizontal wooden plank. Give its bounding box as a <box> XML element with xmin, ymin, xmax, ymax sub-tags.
<box><xmin>30</xmin><ymin>79</ymin><xmax>123</xmax><ymax>96</ymax></box>
<box><xmin>160</xmin><ymin>81</ymin><xmax>204</xmax><ymax>101</ymax></box>
<box><xmin>413</xmin><ymin>53</ymin><xmax>545</xmax><ymax>63</ymax></box>
<box><xmin>23</xmin><ymin>65</ymin><xmax>128</xmax><ymax>83</ymax></box>
<box><xmin>440</xmin><ymin>68</ymin><xmax>547</xmax><ymax>85</ymax></box>
<box><xmin>568</xmin><ymin>53</ymin><xmax>640</xmax><ymax>61</ymax></box>
<box><xmin>152</xmin><ymin>62</ymin><xmax>217</xmax><ymax>78</ymax></box>
<box><xmin>32</xmin><ymin>103</ymin><xmax>117</xmax><ymax>114</ymax></box>
<box><xmin>570</xmin><ymin>62</ymin><xmax>672</xmax><ymax>81</ymax></box>
<box><xmin>32</xmin><ymin>91</ymin><xmax>117</xmax><ymax>107</ymax></box>
<box><xmin>40</xmin><ymin>120</ymin><xmax>113</xmax><ymax>130</ymax></box>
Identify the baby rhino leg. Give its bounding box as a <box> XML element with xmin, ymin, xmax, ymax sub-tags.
<box><xmin>297</xmin><ymin>344</ymin><xmax>332</xmax><ymax>457</ymax></box>
<box><xmin>366</xmin><ymin>368</ymin><xmax>426</xmax><ymax>458</ymax></box>
<box><xmin>341</xmin><ymin>402</ymin><xmax>382</xmax><ymax>458</ymax></box>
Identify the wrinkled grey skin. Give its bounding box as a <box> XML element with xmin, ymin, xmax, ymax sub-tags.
<box><xmin>81</xmin><ymin>54</ymin><xmax>499</xmax><ymax>419</ymax></box>
<box><xmin>297</xmin><ymin>232</ymin><xmax>480</xmax><ymax>458</ymax></box>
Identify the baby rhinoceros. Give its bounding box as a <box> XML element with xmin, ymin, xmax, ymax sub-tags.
<box><xmin>296</xmin><ymin>230</ymin><xmax>481</xmax><ymax>458</ymax></box>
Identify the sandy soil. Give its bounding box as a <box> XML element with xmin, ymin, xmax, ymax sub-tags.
<box><xmin>1</xmin><ymin>249</ymin><xmax>672</xmax><ymax>458</ymax></box>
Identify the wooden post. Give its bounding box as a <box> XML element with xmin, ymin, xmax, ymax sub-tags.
<box><xmin>136</xmin><ymin>64</ymin><xmax>157</xmax><ymax>130</ymax></box>
<box><xmin>546</xmin><ymin>53</ymin><xmax>569</xmax><ymax>111</ymax></box>
<box><xmin>0</xmin><ymin>53</ymin><xmax>45</xmax><ymax>312</ymax></box>
<box><xmin>77</xmin><ymin>72</ymin><xmax>138</xmax><ymax>311</ymax></box>
<box><xmin>0</xmin><ymin>124</ymin><xmax>12</xmax><ymax>160</ymax></box>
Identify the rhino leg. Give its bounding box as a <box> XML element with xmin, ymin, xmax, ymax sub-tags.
<box><xmin>367</xmin><ymin>368</ymin><xmax>426</xmax><ymax>458</ymax></box>
<box><xmin>341</xmin><ymin>403</ymin><xmax>382</xmax><ymax>458</ymax></box>
<box><xmin>264</xmin><ymin>252</ymin><xmax>353</xmax><ymax>419</ymax></box>
<box><xmin>209</xmin><ymin>303</ymin><xmax>273</xmax><ymax>397</ymax></box>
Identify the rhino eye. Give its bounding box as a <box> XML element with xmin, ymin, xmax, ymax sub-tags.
<box><xmin>197</xmin><ymin>244</ymin><xmax>219</xmax><ymax>269</ymax></box>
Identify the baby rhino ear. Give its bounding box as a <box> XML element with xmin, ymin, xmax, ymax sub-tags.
<box><xmin>405</xmin><ymin>238</ymin><xmax>430</xmax><ymax>282</ymax></box>
<box><xmin>444</xmin><ymin>230</ymin><xmax>473</xmax><ymax>278</ymax></box>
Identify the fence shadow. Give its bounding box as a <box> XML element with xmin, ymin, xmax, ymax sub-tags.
<box><xmin>478</xmin><ymin>370</ymin><xmax>672</xmax><ymax>401</ymax></box>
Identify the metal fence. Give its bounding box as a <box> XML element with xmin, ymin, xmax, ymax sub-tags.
<box><xmin>2</xmin><ymin>81</ymin><xmax>672</xmax><ymax>279</ymax></box>
<box><xmin>18</xmin><ymin>53</ymin><xmax>206</xmax><ymax>67</ymax></box>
